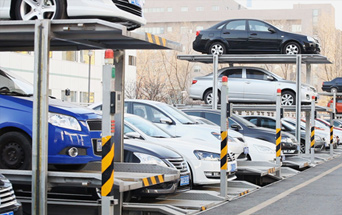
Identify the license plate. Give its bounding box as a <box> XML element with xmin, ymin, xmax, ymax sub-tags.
<box><xmin>97</xmin><ymin>139</ymin><xmax>102</xmax><ymax>152</ymax></box>
<box><xmin>243</xmin><ymin>147</ymin><xmax>249</xmax><ymax>154</ymax></box>
<box><xmin>230</xmin><ymin>163</ymin><xmax>236</xmax><ymax>172</ymax></box>
<box><xmin>128</xmin><ymin>0</ymin><xmax>142</xmax><ymax>7</ymax></box>
<box><xmin>284</xmin><ymin>150</ymin><xmax>295</xmax><ymax>153</ymax></box>
<box><xmin>1</xmin><ymin>212</ymin><xmax>13</xmax><ymax>215</ymax></box>
<box><xmin>180</xmin><ymin>175</ymin><xmax>190</xmax><ymax>186</ymax></box>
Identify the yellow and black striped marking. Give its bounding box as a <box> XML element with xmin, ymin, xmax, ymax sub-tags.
<box><xmin>221</xmin><ymin>130</ymin><xmax>228</xmax><ymax>170</ymax></box>
<box><xmin>201</xmin><ymin>206</ymin><xmax>206</xmax><ymax>211</ymax></box>
<box><xmin>311</xmin><ymin>126</ymin><xmax>315</xmax><ymax>148</ymax></box>
<box><xmin>239</xmin><ymin>190</ymin><xmax>250</xmax><ymax>197</ymax></box>
<box><xmin>330</xmin><ymin>126</ymin><xmax>334</xmax><ymax>144</ymax></box>
<box><xmin>146</xmin><ymin>33</ymin><xmax>167</xmax><ymax>47</ymax></box>
<box><xmin>276</xmin><ymin>128</ymin><xmax>281</xmax><ymax>157</ymax></box>
<box><xmin>268</xmin><ymin>167</ymin><xmax>276</xmax><ymax>174</ymax></box>
<box><xmin>102</xmin><ymin>135</ymin><xmax>114</xmax><ymax>197</ymax></box>
<box><xmin>142</xmin><ymin>174</ymin><xmax>165</xmax><ymax>187</ymax></box>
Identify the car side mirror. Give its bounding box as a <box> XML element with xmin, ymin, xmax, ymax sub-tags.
<box><xmin>267</xmin><ymin>76</ymin><xmax>275</xmax><ymax>81</ymax></box>
<box><xmin>160</xmin><ymin>118</ymin><xmax>173</xmax><ymax>125</ymax></box>
<box><xmin>231</xmin><ymin>124</ymin><xmax>241</xmax><ymax>131</ymax></box>
<box><xmin>268</xmin><ymin>27</ymin><xmax>276</xmax><ymax>33</ymax></box>
<box><xmin>125</xmin><ymin>132</ymin><xmax>142</xmax><ymax>139</ymax></box>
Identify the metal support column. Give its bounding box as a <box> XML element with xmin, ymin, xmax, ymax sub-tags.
<box><xmin>220</xmin><ymin>76</ymin><xmax>228</xmax><ymax>198</ymax></box>
<box><xmin>310</xmin><ymin>96</ymin><xmax>315</xmax><ymax>163</ymax></box>
<box><xmin>101</xmin><ymin>50</ymin><xmax>115</xmax><ymax>215</ymax></box>
<box><xmin>330</xmin><ymin>92</ymin><xmax>336</xmax><ymax>156</ymax></box>
<box><xmin>296</xmin><ymin>55</ymin><xmax>302</xmax><ymax>155</ymax></box>
<box><xmin>32</xmin><ymin>19</ymin><xmax>51</xmax><ymax>215</ymax></box>
<box><xmin>306</xmin><ymin>64</ymin><xmax>311</xmax><ymax>85</ymax></box>
<box><xmin>212</xmin><ymin>54</ymin><xmax>219</xmax><ymax>110</ymax></box>
<box><xmin>275</xmin><ymin>89</ymin><xmax>282</xmax><ymax>178</ymax></box>
<box><xmin>305</xmin><ymin>112</ymin><xmax>310</xmax><ymax>154</ymax></box>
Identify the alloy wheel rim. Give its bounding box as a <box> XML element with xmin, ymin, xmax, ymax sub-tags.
<box><xmin>285</xmin><ymin>44</ymin><xmax>299</xmax><ymax>55</ymax></box>
<box><xmin>281</xmin><ymin>94</ymin><xmax>294</xmax><ymax>105</ymax></box>
<box><xmin>211</xmin><ymin>45</ymin><xmax>224</xmax><ymax>55</ymax></box>
<box><xmin>206</xmin><ymin>93</ymin><xmax>213</xmax><ymax>104</ymax></box>
<box><xmin>20</xmin><ymin>0</ymin><xmax>57</xmax><ymax>20</ymax></box>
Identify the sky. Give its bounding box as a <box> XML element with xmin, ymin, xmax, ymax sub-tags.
<box><xmin>235</xmin><ymin>0</ymin><xmax>342</xmax><ymax>30</ymax></box>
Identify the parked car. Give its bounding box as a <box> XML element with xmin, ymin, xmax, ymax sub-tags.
<box><xmin>322</xmin><ymin>77</ymin><xmax>342</xmax><ymax>93</ymax></box>
<box><xmin>242</xmin><ymin>115</ymin><xmax>326</xmax><ymax>152</ymax></box>
<box><xmin>0</xmin><ymin>0</ymin><xmax>146</xmax><ymax>30</ymax></box>
<box><xmin>0</xmin><ymin>173</ymin><xmax>22</xmax><ymax>215</ymax></box>
<box><xmin>123</xmin><ymin>114</ymin><xmax>237</xmax><ymax>185</ymax></box>
<box><xmin>189</xmin><ymin>66</ymin><xmax>317</xmax><ymax>105</ymax></box>
<box><xmin>192</xmin><ymin>18</ymin><xmax>320</xmax><ymax>55</ymax></box>
<box><xmin>0</xmin><ymin>68</ymin><xmax>102</xmax><ymax>170</ymax></box>
<box><xmin>182</xmin><ymin>109</ymin><xmax>299</xmax><ymax>155</ymax></box>
<box><xmin>314</xmin><ymin>119</ymin><xmax>339</xmax><ymax>148</ymax></box>
<box><xmin>327</xmin><ymin>97</ymin><xmax>342</xmax><ymax>113</ymax></box>
<box><xmin>89</xmin><ymin>100</ymin><xmax>249</xmax><ymax>160</ymax></box>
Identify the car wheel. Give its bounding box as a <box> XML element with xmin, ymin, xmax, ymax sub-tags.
<box><xmin>53</xmin><ymin>164</ymin><xmax>87</xmax><ymax>171</ymax></box>
<box><xmin>0</xmin><ymin>132</ymin><xmax>32</xmax><ymax>170</ymax></box>
<box><xmin>208</xmin><ymin>42</ymin><xmax>226</xmax><ymax>55</ymax></box>
<box><xmin>331</xmin><ymin>87</ymin><xmax>338</xmax><ymax>94</ymax></box>
<box><xmin>300</xmin><ymin>140</ymin><xmax>305</xmax><ymax>153</ymax></box>
<box><xmin>282</xmin><ymin>42</ymin><xmax>302</xmax><ymax>55</ymax></box>
<box><xmin>14</xmin><ymin>0</ymin><xmax>67</xmax><ymax>20</ymax></box>
<box><xmin>281</xmin><ymin>91</ymin><xmax>296</xmax><ymax>106</ymax></box>
<box><xmin>204</xmin><ymin>90</ymin><xmax>221</xmax><ymax>104</ymax></box>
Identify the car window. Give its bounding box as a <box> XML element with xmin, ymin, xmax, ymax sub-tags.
<box><xmin>246</xmin><ymin>69</ymin><xmax>267</xmax><ymax>80</ymax></box>
<box><xmin>248</xmin><ymin>20</ymin><xmax>271</xmax><ymax>32</ymax></box>
<box><xmin>260</xmin><ymin>118</ymin><xmax>276</xmax><ymax>129</ymax></box>
<box><xmin>220</xmin><ymin>69</ymin><xmax>242</xmax><ymax>78</ymax></box>
<box><xmin>337</xmin><ymin>98</ymin><xmax>342</xmax><ymax>103</ymax></box>
<box><xmin>158</xmin><ymin>103</ymin><xmax>196</xmax><ymax>124</ymax></box>
<box><xmin>133</xmin><ymin>103</ymin><xmax>169</xmax><ymax>123</ymax></box>
<box><xmin>228</xmin><ymin>118</ymin><xmax>240</xmax><ymax>129</ymax></box>
<box><xmin>247</xmin><ymin>118</ymin><xmax>258</xmax><ymax>125</ymax></box>
<box><xmin>225</xmin><ymin>20</ymin><xmax>246</xmax><ymax>31</ymax></box>
<box><xmin>125</xmin><ymin>116</ymin><xmax>171</xmax><ymax>138</ymax></box>
<box><xmin>124</xmin><ymin>125</ymin><xmax>135</xmax><ymax>134</ymax></box>
<box><xmin>93</xmin><ymin>105</ymin><xmax>102</xmax><ymax>111</ymax></box>
<box><xmin>204</xmin><ymin>112</ymin><xmax>220</xmax><ymax>125</ymax></box>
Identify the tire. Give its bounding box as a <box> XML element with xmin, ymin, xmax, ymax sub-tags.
<box><xmin>208</xmin><ymin>42</ymin><xmax>226</xmax><ymax>55</ymax></box>
<box><xmin>203</xmin><ymin>89</ymin><xmax>221</xmax><ymax>104</ymax></box>
<box><xmin>0</xmin><ymin>132</ymin><xmax>32</xmax><ymax>170</ymax></box>
<box><xmin>300</xmin><ymin>140</ymin><xmax>305</xmax><ymax>153</ymax></box>
<box><xmin>282</xmin><ymin>42</ymin><xmax>302</xmax><ymax>55</ymax></box>
<box><xmin>331</xmin><ymin>88</ymin><xmax>338</xmax><ymax>94</ymax></box>
<box><xmin>14</xmin><ymin>0</ymin><xmax>67</xmax><ymax>20</ymax></box>
<box><xmin>281</xmin><ymin>91</ymin><xmax>296</xmax><ymax>106</ymax></box>
<box><xmin>53</xmin><ymin>164</ymin><xmax>87</xmax><ymax>171</ymax></box>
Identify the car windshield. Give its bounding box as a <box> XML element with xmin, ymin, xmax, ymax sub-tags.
<box><xmin>233</xmin><ymin>114</ymin><xmax>257</xmax><ymax>127</ymax></box>
<box><xmin>125</xmin><ymin>115</ymin><xmax>172</xmax><ymax>138</ymax></box>
<box><xmin>281</xmin><ymin>120</ymin><xmax>296</xmax><ymax>131</ymax></box>
<box><xmin>0</xmin><ymin>69</ymin><xmax>33</xmax><ymax>96</ymax></box>
<box><xmin>315</xmin><ymin>120</ymin><xmax>329</xmax><ymax>128</ymax></box>
<box><xmin>157</xmin><ymin>103</ymin><xmax>197</xmax><ymax>124</ymax></box>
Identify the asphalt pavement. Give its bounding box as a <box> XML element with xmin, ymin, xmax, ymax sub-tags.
<box><xmin>200</xmin><ymin>151</ymin><xmax>342</xmax><ymax>215</ymax></box>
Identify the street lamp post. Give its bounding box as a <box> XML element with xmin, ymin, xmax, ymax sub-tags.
<box><xmin>88</xmin><ymin>50</ymin><xmax>93</xmax><ymax>104</ymax></box>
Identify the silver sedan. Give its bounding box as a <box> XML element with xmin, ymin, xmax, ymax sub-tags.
<box><xmin>189</xmin><ymin>66</ymin><xmax>317</xmax><ymax>105</ymax></box>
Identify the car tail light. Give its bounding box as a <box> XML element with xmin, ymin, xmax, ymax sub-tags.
<box><xmin>192</xmin><ymin>80</ymin><xmax>197</xmax><ymax>84</ymax></box>
<box><xmin>196</xmin><ymin>30</ymin><xmax>201</xmax><ymax>36</ymax></box>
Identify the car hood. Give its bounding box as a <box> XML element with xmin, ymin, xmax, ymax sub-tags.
<box><xmin>124</xmin><ymin>139</ymin><xmax>182</xmax><ymax>159</ymax></box>
<box><xmin>244</xmin><ymin>136</ymin><xmax>275</xmax><ymax>150</ymax></box>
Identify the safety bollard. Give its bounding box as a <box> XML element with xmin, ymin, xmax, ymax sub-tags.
<box><xmin>330</xmin><ymin>125</ymin><xmax>334</xmax><ymax>156</ymax></box>
<box><xmin>310</xmin><ymin>96</ymin><xmax>315</xmax><ymax>164</ymax></box>
<box><xmin>275</xmin><ymin>89</ymin><xmax>282</xmax><ymax>178</ymax></box>
<box><xmin>220</xmin><ymin>76</ymin><xmax>228</xmax><ymax>198</ymax></box>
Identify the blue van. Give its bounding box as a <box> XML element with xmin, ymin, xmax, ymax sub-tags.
<box><xmin>0</xmin><ymin>68</ymin><xmax>101</xmax><ymax>170</ymax></box>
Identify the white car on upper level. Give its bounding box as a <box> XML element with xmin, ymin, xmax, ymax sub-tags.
<box><xmin>0</xmin><ymin>0</ymin><xmax>146</xmax><ymax>30</ymax></box>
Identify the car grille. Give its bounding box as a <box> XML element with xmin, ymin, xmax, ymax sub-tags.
<box><xmin>0</xmin><ymin>185</ymin><xmax>17</xmax><ymax>209</ymax></box>
<box><xmin>167</xmin><ymin>158</ymin><xmax>188</xmax><ymax>175</ymax></box>
<box><xmin>87</xmin><ymin>120</ymin><xmax>102</xmax><ymax>131</ymax></box>
<box><xmin>112</xmin><ymin>0</ymin><xmax>143</xmax><ymax>17</ymax></box>
<box><xmin>228</xmin><ymin>152</ymin><xmax>236</xmax><ymax>162</ymax></box>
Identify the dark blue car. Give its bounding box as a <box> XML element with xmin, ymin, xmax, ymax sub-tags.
<box><xmin>0</xmin><ymin>68</ymin><xmax>101</xmax><ymax>170</ymax></box>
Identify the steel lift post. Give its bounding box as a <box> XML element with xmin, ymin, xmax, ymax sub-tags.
<box><xmin>220</xmin><ymin>76</ymin><xmax>228</xmax><ymax>198</ymax></box>
<box><xmin>311</xmin><ymin>97</ymin><xmax>316</xmax><ymax>163</ymax></box>
<box><xmin>275</xmin><ymin>89</ymin><xmax>282</xmax><ymax>178</ymax></box>
<box><xmin>296</xmin><ymin>54</ymin><xmax>302</xmax><ymax>155</ymax></box>
<box><xmin>212</xmin><ymin>54</ymin><xmax>219</xmax><ymax>110</ymax></box>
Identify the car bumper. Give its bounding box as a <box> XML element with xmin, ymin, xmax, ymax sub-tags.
<box><xmin>0</xmin><ymin>201</ymin><xmax>23</xmax><ymax>215</ymax></box>
<box><xmin>302</xmin><ymin>41</ymin><xmax>320</xmax><ymax>54</ymax></box>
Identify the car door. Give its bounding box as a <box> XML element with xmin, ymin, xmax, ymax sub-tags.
<box><xmin>220</xmin><ymin>20</ymin><xmax>248</xmax><ymax>52</ymax></box>
<box><xmin>219</xmin><ymin>68</ymin><xmax>243</xmax><ymax>101</ymax></box>
<box><xmin>247</xmin><ymin>20</ymin><xmax>281</xmax><ymax>52</ymax></box>
<box><xmin>336</xmin><ymin>78</ymin><xmax>342</xmax><ymax>91</ymax></box>
<box><xmin>243</xmin><ymin>68</ymin><xmax>275</xmax><ymax>101</ymax></box>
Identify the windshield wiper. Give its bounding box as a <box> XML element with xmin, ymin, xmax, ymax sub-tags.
<box><xmin>151</xmin><ymin>136</ymin><xmax>167</xmax><ymax>138</ymax></box>
<box><xmin>183</xmin><ymin>122</ymin><xmax>196</xmax><ymax>125</ymax></box>
<box><xmin>0</xmin><ymin>91</ymin><xmax>33</xmax><ymax>97</ymax></box>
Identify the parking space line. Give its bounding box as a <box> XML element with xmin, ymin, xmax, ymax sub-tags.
<box><xmin>238</xmin><ymin>162</ymin><xmax>342</xmax><ymax>215</ymax></box>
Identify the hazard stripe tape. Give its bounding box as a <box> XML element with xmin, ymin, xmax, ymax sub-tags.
<box><xmin>201</xmin><ymin>206</ymin><xmax>206</xmax><ymax>211</ymax></box>
<box><xmin>276</xmin><ymin>128</ymin><xmax>281</xmax><ymax>157</ymax></box>
<box><xmin>239</xmin><ymin>190</ymin><xmax>250</xmax><ymax>196</ymax></box>
<box><xmin>330</xmin><ymin>126</ymin><xmax>333</xmax><ymax>144</ymax></box>
<box><xmin>268</xmin><ymin>167</ymin><xmax>276</xmax><ymax>174</ymax></box>
<box><xmin>146</xmin><ymin>33</ymin><xmax>167</xmax><ymax>47</ymax></box>
<box><xmin>102</xmin><ymin>136</ymin><xmax>114</xmax><ymax>197</ymax></box>
<box><xmin>311</xmin><ymin>126</ymin><xmax>315</xmax><ymax>148</ymax></box>
<box><xmin>142</xmin><ymin>175</ymin><xmax>165</xmax><ymax>187</ymax></box>
<box><xmin>221</xmin><ymin>130</ymin><xmax>228</xmax><ymax>170</ymax></box>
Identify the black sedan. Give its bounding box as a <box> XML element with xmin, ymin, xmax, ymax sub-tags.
<box><xmin>193</xmin><ymin>19</ymin><xmax>320</xmax><ymax>55</ymax></box>
<box><xmin>322</xmin><ymin>77</ymin><xmax>342</xmax><ymax>93</ymax></box>
<box><xmin>182</xmin><ymin>109</ymin><xmax>299</xmax><ymax>155</ymax></box>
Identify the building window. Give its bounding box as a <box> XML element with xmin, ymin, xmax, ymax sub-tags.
<box><xmin>61</xmin><ymin>90</ymin><xmax>77</xmax><ymax>102</ymax></box>
<box><xmin>167</xmin><ymin>8</ymin><xmax>173</xmax><ymax>12</ymax></box>
<box><xmin>196</xmin><ymin>7</ymin><xmax>204</xmax><ymax>11</ymax></box>
<box><xmin>291</xmin><ymin>24</ymin><xmax>302</xmax><ymax>33</ymax></box>
<box><xmin>181</xmin><ymin>7</ymin><xmax>188</xmax><ymax>12</ymax></box>
<box><xmin>80</xmin><ymin>91</ymin><xmax>94</xmax><ymax>104</ymax></box>
<box><xmin>167</xmin><ymin>27</ymin><xmax>173</xmax><ymax>32</ymax></box>
<box><xmin>212</xmin><ymin>6</ymin><xmax>219</xmax><ymax>11</ymax></box>
<box><xmin>129</xmin><ymin>56</ymin><xmax>136</xmax><ymax>66</ymax></box>
<box><xmin>144</xmin><ymin>27</ymin><xmax>164</xmax><ymax>35</ymax></box>
<box><xmin>80</xmin><ymin>50</ymin><xmax>95</xmax><ymax>64</ymax></box>
<box><xmin>181</xmin><ymin>27</ymin><xmax>189</xmax><ymax>34</ymax></box>
<box><xmin>62</xmin><ymin>51</ymin><xmax>78</xmax><ymax>62</ymax></box>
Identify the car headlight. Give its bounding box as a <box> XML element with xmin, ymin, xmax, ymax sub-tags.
<box><xmin>307</xmin><ymin>36</ymin><xmax>316</xmax><ymax>42</ymax></box>
<box><xmin>134</xmin><ymin>153</ymin><xmax>168</xmax><ymax>167</ymax></box>
<box><xmin>315</xmin><ymin>135</ymin><xmax>322</xmax><ymax>141</ymax></box>
<box><xmin>254</xmin><ymin>145</ymin><xmax>275</xmax><ymax>154</ymax></box>
<box><xmin>48</xmin><ymin>113</ymin><xmax>81</xmax><ymax>131</ymax></box>
<box><xmin>301</xmin><ymin>85</ymin><xmax>310</xmax><ymax>91</ymax></box>
<box><xmin>194</xmin><ymin>150</ymin><xmax>220</xmax><ymax>161</ymax></box>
